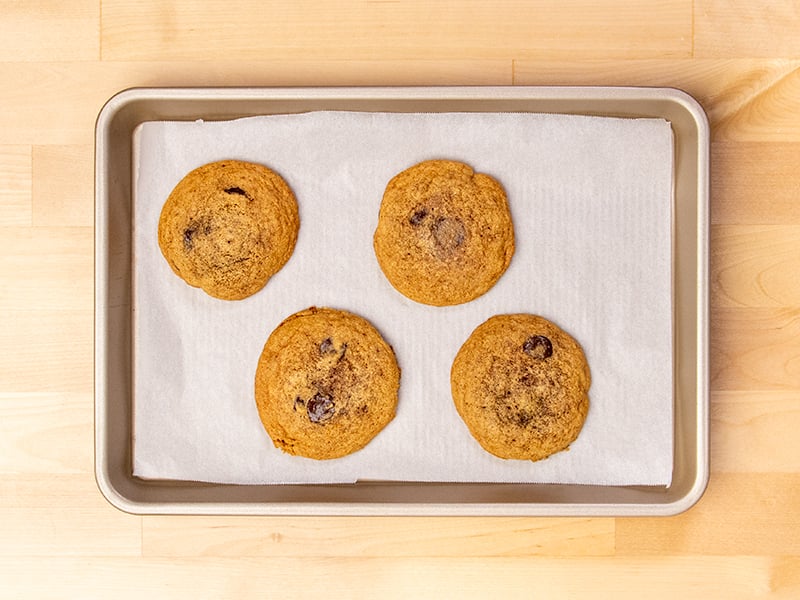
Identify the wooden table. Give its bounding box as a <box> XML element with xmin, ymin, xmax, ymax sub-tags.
<box><xmin>1</xmin><ymin>2</ymin><xmax>798</xmax><ymax>597</ymax></box>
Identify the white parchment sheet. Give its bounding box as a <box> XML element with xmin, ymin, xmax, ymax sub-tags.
<box><xmin>133</xmin><ymin>111</ymin><xmax>674</xmax><ymax>485</ymax></box>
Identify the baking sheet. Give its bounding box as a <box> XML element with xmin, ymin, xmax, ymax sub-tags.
<box><xmin>133</xmin><ymin>110</ymin><xmax>674</xmax><ymax>485</ymax></box>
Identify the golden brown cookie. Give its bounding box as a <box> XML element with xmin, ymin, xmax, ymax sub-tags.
<box><xmin>373</xmin><ymin>159</ymin><xmax>515</xmax><ymax>306</ymax></box>
<box><xmin>254</xmin><ymin>307</ymin><xmax>400</xmax><ymax>460</ymax></box>
<box><xmin>157</xmin><ymin>160</ymin><xmax>299</xmax><ymax>300</ymax></box>
<box><xmin>451</xmin><ymin>314</ymin><xmax>591</xmax><ymax>461</ymax></box>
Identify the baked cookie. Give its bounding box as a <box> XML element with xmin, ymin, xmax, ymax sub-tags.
<box><xmin>254</xmin><ymin>307</ymin><xmax>400</xmax><ymax>460</ymax></box>
<box><xmin>451</xmin><ymin>314</ymin><xmax>590</xmax><ymax>461</ymax></box>
<box><xmin>373</xmin><ymin>159</ymin><xmax>515</xmax><ymax>306</ymax></box>
<box><xmin>158</xmin><ymin>160</ymin><xmax>299</xmax><ymax>300</ymax></box>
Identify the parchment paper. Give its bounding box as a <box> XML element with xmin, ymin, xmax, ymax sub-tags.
<box><xmin>133</xmin><ymin>111</ymin><xmax>674</xmax><ymax>485</ymax></box>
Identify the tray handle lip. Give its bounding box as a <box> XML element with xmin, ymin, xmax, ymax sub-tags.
<box><xmin>669</xmin><ymin>83</ymin><xmax>711</xmax><ymax>519</ymax></box>
<box><xmin>93</xmin><ymin>83</ymin><xmax>713</xmax><ymax>108</ymax></box>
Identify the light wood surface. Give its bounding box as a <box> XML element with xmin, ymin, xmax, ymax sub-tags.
<box><xmin>1</xmin><ymin>1</ymin><xmax>799</xmax><ymax>597</ymax></box>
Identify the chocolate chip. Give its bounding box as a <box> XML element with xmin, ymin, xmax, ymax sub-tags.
<box><xmin>292</xmin><ymin>396</ymin><xmax>305</xmax><ymax>412</ymax></box>
<box><xmin>224</xmin><ymin>187</ymin><xmax>248</xmax><ymax>197</ymax></box>
<box><xmin>409</xmin><ymin>208</ymin><xmax>428</xmax><ymax>226</ymax></box>
<box><xmin>514</xmin><ymin>410</ymin><xmax>534</xmax><ymax>427</ymax></box>
<box><xmin>319</xmin><ymin>338</ymin><xmax>336</xmax><ymax>354</ymax></box>
<box><xmin>431</xmin><ymin>216</ymin><xmax>466</xmax><ymax>252</ymax></box>
<box><xmin>523</xmin><ymin>335</ymin><xmax>553</xmax><ymax>359</ymax></box>
<box><xmin>306</xmin><ymin>393</ymin><xmax>335</xmax><ymax>423</ymax></box>
<box><xmin>182</xmin><ymin>226</ymin><xmax>197</xmax><ymax>250</ymax></box>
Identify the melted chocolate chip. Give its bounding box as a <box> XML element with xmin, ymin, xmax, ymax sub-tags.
<box><xmin>431</xmin><ymin>216</ymin><xmax>466</xmax><ymax>252</ymax></box>
<box><xmin>409</xmin><ymin>208</ymin><xmax>428</xmax><ymax>226</ymax></box>
<box><xmin>224</xmin><ymin>187</ymin><xmax>248</xmax><ymax>197</ymax></box>
<box><xmin>319</xmin><ymin>338</ymin><xmax>336</xmax><ymax>354</ymax></box>
<box><xmin>495</xmin><ymin>402</ymin><xmax>533</xmax><ymax>428</ymax></box>
<box><xmin>494</xmin><ymin>402</ymin><xmax>549</xmax><ymax>429</ymax></box>
<box><xmin>292</xmin><ymin>396</ymin><xmax>305</xmax><ymax>412</ymax></box>
<box><xmin>514</xmin><ymin>410</ymin><xmax>534</xmax><ymax>427</ymax></box>
<box><xmin>306</xmin><ymin>393</ymin><xmax>335</xmax><ymax>423</ymax></box>
<box><xmin>182</xmin><ymin>226</ymin><xmax>197</xmax><ymax>250</ymax></box>
<box><xmin>523</xmin><ymin>335</ymin><xmax>553</xmax><ymax>359</ymax></box>
<box><xmin>182</xmin><ymin>219</ymin><xmax>213</xmax><ymax>250</ymax></box>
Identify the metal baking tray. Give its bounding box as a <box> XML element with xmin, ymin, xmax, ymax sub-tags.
<box><xmin>95</xmin><ymin>86</ymin><xmax>709</xmax><ymax>516</ymax></box>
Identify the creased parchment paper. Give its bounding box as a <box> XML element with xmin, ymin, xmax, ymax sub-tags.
<box><xmin>133</xmin><ymin>111</ymin><xmax>673</xmax><ymax>485</ymax></box>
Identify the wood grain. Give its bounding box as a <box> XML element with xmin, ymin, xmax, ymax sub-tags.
<box><xmin>712</xmin><ymin>142</ymin><xmax>800</xmax><ymax>225</ymax></box>
<box><xmin>0</xmin><ymin>309</ymin><xmax>93</xmax><ymax>393</ymax></box>
<box><xmin>1</xmin><ymin>1</ymin><xmax>799</xmax><ymax>597</ymax></box>
<box><xmin>100</xmin><ymin>0</ymin><xmax>692</xmax><ymax>61</ymax></box>
<box><xmin>0</xmin><ymin>474</ymin><xmax>140</xmax><ymax>557</ymax></box>
<box><xmin>0</xmin><ymin>0</ymin><xmax>99</xmax><ymax>61</ymax></box>
<box><xmin>694</xmin><ymin>0</ymin><xmax>800</xmax><ymax>58</ymax></box>
<box><xmin>712</xmin><ymin>65</ymin><xmax>800</xmax><ymax>142</ymax></box>
<box><xmin>2</xmin><ymin>555</ymin><xmax>798</xmax><ymax>599</ymax></box>
<box><xmin>142</xmin><ymin>516</ymin><xmax>613</xmax><ymax>558</ymax></box>
<box><xmin>0</xmin><ymin>227</ymin><xmax>92</xmax><ymax>311</ymax></box>
<box><xmin>0</xmin><ymin>145</ymin><xmax>31</xmax><ymax>226</ymax></box>
<box><xmin>0</xmin><ymin>60</ymin><xmax>510</xmax><ymax>146</ymax></box>
<box><xmin>0</xmin><ymin>393</ymin><xmax>92</xmax><ymax>474</ymax></box>
<box><xmin>711</xmin><ymin>307</ymin><xmax>800</xmax><ymax>392</ymax></box>
<box><xmin>711</xmin><ymin>391</ymin><xmax>800</xmax><ymax>474</ymax></box>
<box><xmin>32</xmin><ymin>145</ymin><xmax>94</xmax><ymax>227</ymax></box>
<box><xmin>616</xmin><ymin>473</ymin><xmax>800</xmax><ymax>556</ymax></box>
<box><xmin>712</xmin><ymin>225</ymin><xmax>800</xmax><ymax>308</ymax></box>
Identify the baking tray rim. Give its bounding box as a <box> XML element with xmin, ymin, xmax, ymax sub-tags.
<box><xmin>95</xmin><ymin>85</ymin><xmax>709</xmax><ymax>516</ymax></box>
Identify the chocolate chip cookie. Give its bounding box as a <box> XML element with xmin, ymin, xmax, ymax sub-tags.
<box><xmin>373</xmin><ymin>159</ymin><xmax>515</xmax><ymax>306</ymax></box>
<box><xmin>451</xmin><ymin>314</ymin><xmax>591</xmax><ymax>461</ymax></box>
<box><xmin>254</xmin><ymin>307</ymin><xmax>401</xmax><ymax>460</ymax></box>
<box><xmin>157</xmin><ymin>160</ymin><xmax>299</xmax><ymax>300</ymax></box>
